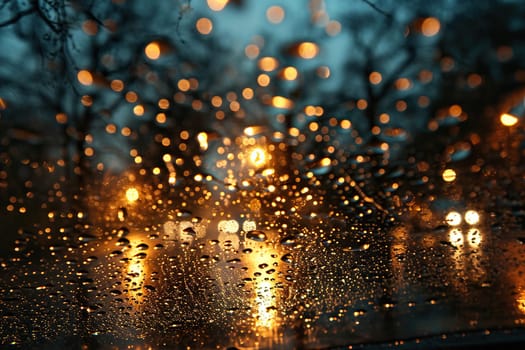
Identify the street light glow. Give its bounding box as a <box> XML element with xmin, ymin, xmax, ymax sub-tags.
<box><xmin>500</xmin><ymin>113</ymin><xmax>519</xmax><ymax>126</ymax></box>
<box><xmin>125</xmin><ymin>187</ymin><xmax>139</xmax><ymax>203</ymax></box>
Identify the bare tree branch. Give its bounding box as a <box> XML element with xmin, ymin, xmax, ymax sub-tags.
<box><xmin>361</xmin><ymin>0</ymin><xmax>392</xmax><ymax>19</ymax></box>
<box><xmin>0</xmin><ymin>8</ymin><xmax>35</xmax><ymax>27</ymax></box>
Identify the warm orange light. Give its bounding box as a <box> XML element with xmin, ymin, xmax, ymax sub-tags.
<box><xmin>125</xmin><ymin>187</ymin><xmax>139</xmax><ymax>203</ymax></box>
<box><xmin>317</xmin><ymin>66</ymin><xmax>330</xmax><ymax>78</ymax></box>
<box><xmin>464</xmin><ymin>210</ymin><xmax>480</xmax><ymax>225</ymax></box>
<box><xmin>326</xmin><ymin>20</ymin><xmax>341</xmax><ymax>36</ymax></box>
<box><xmin>501</xmin><ymin>113</ymin><xmax>519</xmax><ymax>126</ymax></box>
<box><xmin>297</xmin><ymin>42</ymin><xmax>319</xmax><ymax>59</ymax></box>
<box><xmin>257</xmin><ymin>74</ymin><xmax>270</xmax><ymax>87</ymax></box>
<box><xmin>282</xmin><ymin>66</ymin><xmax>298</xmax><ymax>80</ymax></box>
<box><xmin>178</xmin><ymin>79</ymin><xmax>190</xmax><ymax>92</ymax></box>
<box><xmin>196</xmin><ymin>17</ymin><xmax>213</xmax><ymax>35</ymax></box>
<box><xmin>340</xmin><ymin>119</ymin><xmax>351</xmax><ymax>129</ymax></box>
<box><xmin>82</xmin><ymin>19</ymin><xmax>98</xmax><ymax>35</ymax></box>
<box><xmin>77</xmin><ymin>70</ymin><xmax>93</xmax><ymax>86</ymax></box>
<box><xmin>197</xmin><ymin>132</ymin><xmax>208</xmax><ymax>150</ymax></box>
<box><xmin>207</xmin><ymin>0</ymin><xmax>228</xmax><ymax>11</ymax></box>
<box><xmin>369</xmin><ymin>71</ymin><xmax>382</xmax><ymax>84</ymax></box>
<box><xmin>320</xmin><ymin>157</ymin><xmax>331</xmax><ymax>167</ymax></box>
<box><xmin>446</xmin><ymin>211</ymin><xmax>462</xmax><ymax>226</ymax></box>
<box><xmin>249</xmin><ymin>147</ymin><xmax>267</xmax><ymax>168</ymax></box>
<box><xmin>449</xmin><ymin>104</ymin><xmax>462</xmax><ymax>117</ymax></box>
<box><xmin>266</xmin><ymin>5</ymin><xmax>285</xmax><ymax>24</ymax></box>
<box><xmin>55</xmin><ymin>113</ymin><xmax>68</xmax><ymax>124</ymax></box>
<box><xmin>442</xmin><ymin>168</ymin><xmax>456</xmax><ymax>182</ymax></box>
<box><xmin>271</xmin><ymin>96</ymin><xmax>294</xmax><ymax>109</ymax></box>
<box><xmin>242</xmin><ymin>88</ymin><xmax>254</xmax><ymax>99</ymax></box>
<box><xmin>422</xmin><ymin>17</ymin><xmax>440</xmax><ymax>37</ymax></box>
<box><xmin>133</xmin><ymin>105</ymin><xmax>144</xmax><ymax>116</ymax></box>
<box><xmin>258</xmin><ymin>57</ymin><xmax>279</xmax><ymax>72</ymax></box>
<box><xmin>379</xmin><ymin>113</ymin><xmax>390</xmax><ymax>124</ymax></box>
<box><xmin>144</xmin><ymin>42</ymin><xmax>161</xmax><ymax>60</ymax></box>
<box><xmin>395</xmin><ymin>78</ymin><xmax>411</xmax><ymax>90</ymax></box>
<box><xmin>245</xmin><ymin>44</ymin><xmax>260</xmax><ymax>59</ymax></box>
<box><xmin>110</xmin><ymin>79</ymin><xmax>124</xmax><ymax>92</ymax></box>
<box><xmin>357</xmin><ymin>99</ymin><xmax>368</xmax><ymax>110</ymax></box>
<box><xmin>84</xmin><ymin>147</ymin><xmax>94</xmax><ymax>157</ymax></box>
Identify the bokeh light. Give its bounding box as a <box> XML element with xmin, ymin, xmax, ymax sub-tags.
<box><xmin>446</xmin><ymin>211</ymin><xmax>462</xmax><ymax>226</ymax></box>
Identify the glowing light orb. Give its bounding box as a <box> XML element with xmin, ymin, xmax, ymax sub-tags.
<box><xmin>442</xmin><ymin>168</ymin><xmax>456</xmax><ymax>182</ymax></box>
<box><xmin>445</xmin><ymin>211</ymin><xmax>462</xmax><ymax>226</ymax></box>
<box><xmin>125</xmin><ymin>187</ymin><xmax>139</xmax><ymax>203</ymax></box>
<box><xmin>464</xmin><ymin>210</ymin><xmax>480</xmax><ymax>225</ymax></box>
<box><xmin>501</xmin><ymin>113</ymin><xmax>519</xmax><ymax>126</ymax></box>
<box><xmin>144</xmin><ymin>42</ymin><xmax>161</xmax><ymax>60</ymax></box>
<box><xmin>449</xmin><ymin>228</ymin><xmax>464</xmax><ymax>247</ymax></box>
<box><xmin>249</xmin><ymin>147</ymin><xmax>267</xmax><ymax>167</ymax></box>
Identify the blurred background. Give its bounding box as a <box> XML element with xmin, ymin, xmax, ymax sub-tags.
<box><xmin>1</xmin><ymin>0</ymin><xmax>525</xmax><ymax>348</ymax></box>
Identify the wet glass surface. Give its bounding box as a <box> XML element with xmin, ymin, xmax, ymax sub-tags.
<box><xmin>2</xmin><ymin>0</ymin><xmax>525</xmax><ymax>349</ymax></box>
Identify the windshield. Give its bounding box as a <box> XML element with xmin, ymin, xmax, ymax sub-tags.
<box><xmin>1</xmin><ymin>1</ymin><xmax>525</xmax><ymax>349</ymax></box>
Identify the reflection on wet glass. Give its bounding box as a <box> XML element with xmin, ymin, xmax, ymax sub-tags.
<box><xmin>2</xmin><ymin>0</ymin><xmax>525</xmax><ymax>348</ymax></box>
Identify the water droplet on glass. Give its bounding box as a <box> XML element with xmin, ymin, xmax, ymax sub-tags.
<box><xmin>183</xmin><ymin>226</ymin><xmax>197</xmax><ymax>236</ymax></box>
<box><xmin>281</xmin><ymin>253</ymin><xmax>293</xmax><ymax>263</ymax></box>
<box><xmin>280</xmin><ymin>235</ymin><xmax>297</xmax><ymax>247</ymax></box>
<box><xmin>117</xmin><ymin>207</ymin><xmax>127</xmax><ymax>222</ymax></box>
<box><xmin>246</xmin><ymin>230</ymin><xmax>267</xmax><ymax>242</ymax></box>
<box><xmin>381</xmin><ymin>127</ymin><xmax>408</xmax><ymax>142</ymax></box>
<box><xmin>342</xmin><ymin>243</ymin><xmax>370</xmax><ymax>252</ymax></box>
<box><xmin>116</xmin><ymin>237</ymin><xmax>130</xmax><ymax>246</ymax></box>
<box><xmin>109</xmin><ymin>250</ymin><xmax>123</xmax><ymax>257</ymax></box>
<box><xmin>136</xmin><ymin>243</ymin><xmax>149</xmax><ymax>251</ymax></box>
<box><xmin>78</xmin><ymin>234</ymin><xmax>97</xmax><ymax>243</ymax></box>
<box><xmin>117</xmin><ymin>227</ymin><xmax>129</xmax><ymax>238</ymax></box>
<box><xmin>448</xmin><ymin>141</ymin><xmax>472</xmax><ymax>162</ymax></box>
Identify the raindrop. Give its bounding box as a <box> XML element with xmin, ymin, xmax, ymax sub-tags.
<box><xmin>385</xmin><ymin>128</ymin><xmax>409</xmax><ymax>141</ymax></box>
<box><xmin>177</xmin><ymin>209</ymin><xmax>193</xmax><ymax>218</ymax></box>
<box><xmin>49</xmin><ymin>244</ymin><xmax>65</xmax><ymax>252</ymax></box>
<box><xmin>281</xmin><ymin>253</ymin><xmax>293</xmax><ymax>263</ymax></box>
<box><xmin>116</xmin><ymin>237</ymin><xmax>130</xmax><ymax>246</ymax></box>
<box><xmin>448</xmin><ymin>142</ymin><xmax>472</xmax><ymax>162</ymax></box>
<box><xmin>117</xmin><ymin>207</ymin><xmax>128</xmax><ymax>222</ymax></box>
<box><xmin>307</xmin><ymin>158</ymin><xmax>332</xmax><ymax>175</ymax></box>
<box><xmin>280</xmin><ymin>235</ymin><xmax>298</xmax><ymax>247</ymax></box>
<box><xmin>136</xmin><ymin>243</ymin><xmax>149</xmax><ymax>251</ymax></box>
<box><xmin>342</xmin><ymin>243</ymin><xmax>370</xmax><ymax>252</ymax></box>
<box><xmin>183</xmin><ymin>226</ymin><xmax>197</xmax><ymax>236</ymax></box>
<box><xmin>246</xmin><ymin>230</ymin><xmax>267</xmax><ymax>242</ymax></box>
<box><xmin>144</xmin><ymin>285</ymin><xmax>155</xmax><ymax>291</ymax></box>
<box><xmin>78</xmin><ymin>234</ymin><xmax>97</xmax><ymax>243</ymax></box>
<box><xmin>134</xmin><ymin>252</ymin><xmax>147</xmax><ymax>259</ymax></box>
<box><xmin>117</xmin><ymin>227</ymin><xmax>130</xmax><ymax>238</ymax></box>
<box><xmin>109</xmin><ymin>250</ymin><xmax>123</xmax><ymax>257</ymax></box>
